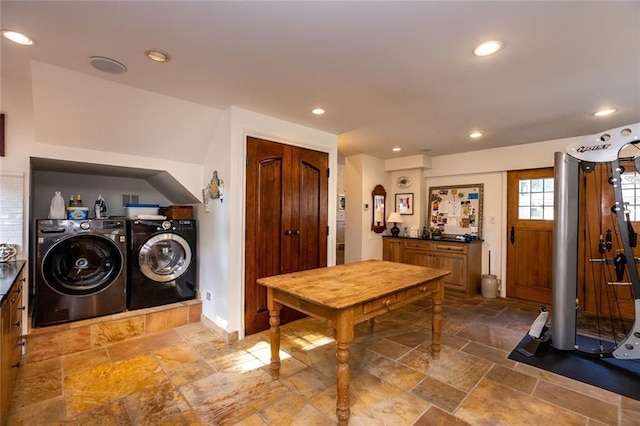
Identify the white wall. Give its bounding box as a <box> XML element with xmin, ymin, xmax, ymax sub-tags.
<box><xmin>32</xmin><ymin>171</ymin><xmax>173</xmax><ymax>219</ymax></box>
<box><xmin>1</xmin><ymin>63</ymin><xmax>211</xmax><ymax>207</ymax></box>
<box><xmin>197</xmin><ymin>108</ymin><xmax>232</xmax><ymax>333</ymax></box>
<box><xmin>344</xmin><ymin>154</ymin><xmax>387</xmax><ymax>262</ymax></box>
<box><xmin>387</xmin><ymin>168</ymin><xmax>425</xmax><ymax>233</ymax></box>
<box><xmin>425</xmin><ymin>137</ymin><xmax>581</xmax><ymax>177</ymax></box>
<box><xmin>0</xmin><ymin>75</ymin><xmax>36</xmax><ymax>258</ymax></box>
<box><xmin>30</xmin><ymin>62</ymin><xmax>220</xmax><ymax>167</ymax></box>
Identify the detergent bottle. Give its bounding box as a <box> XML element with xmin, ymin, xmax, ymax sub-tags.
<box><xmin>49</xmin><ymin>191</ymin><xmax>66</xmax><ymax>219</ymax></box>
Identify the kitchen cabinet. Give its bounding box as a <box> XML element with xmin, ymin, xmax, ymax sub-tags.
<box><xmin>383</xmin><ymin>237</ymin><xmax>482</xmax><ymax>296</ymax></box>
<box><xmin>0</xmin><ymin>262</ymin><xmax>25</xmax><ymax>425</ymax></box>
<box><xmin>383</xmin><ymin>237</ymin><xmax>403</xmax><ymax>263</ymax></box>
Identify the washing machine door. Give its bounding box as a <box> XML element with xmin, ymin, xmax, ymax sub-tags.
<box><xmin>138</xmin><ymin>233</ymin><xmax>192</xmax><ymax>282</ymax></box>
<box><xmin>42</xmin><ymin>235</ymin><xmax>123</xmax><ymax>296</ymax></box>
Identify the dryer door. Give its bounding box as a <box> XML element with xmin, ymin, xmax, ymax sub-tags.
<box><xmin>42</xmin><ymin>234</ymin><xmax>123</xmax><ymax>295</ymax></box>
<box><xmin>138</xmin><ymin>233</ymin><xmax>192</xmax><ymax>282</ymax></box>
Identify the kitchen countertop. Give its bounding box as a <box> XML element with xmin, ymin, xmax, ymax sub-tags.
<box><xmin>0</xmin><ymin>260</ymin><xmax>26</xmax><ymax>304</ymax></box>
<box><xmin>382</xmin><ymin>235</ymin><xmax>482</xmax><ymax>244</ymax></box>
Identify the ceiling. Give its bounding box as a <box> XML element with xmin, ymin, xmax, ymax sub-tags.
<box><xmin>2</xmin><ymin>1</ymin><xmax>639</xmax><ymax>159</ymax></box>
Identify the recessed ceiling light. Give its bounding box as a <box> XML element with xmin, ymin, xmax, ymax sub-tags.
<box><xmin>145</xmin><ymin>49</ymin><xmax>171</xmax><ymax>63</ymax></box>
<box><xmin>468</xmin><ymin>132</ymin><xmax>484</xmax><ymax>138</ymax></box>
<box><xmin>392</xmin><ymin>147</ymin><xmax>402</xmax><ymax>152</ymax></box>
<box><xmin>473</xmin><ymin>41</ymin><xmax>502</xmax><ymax>57</ymax></box>
<box><xmin>311</xmin><ymin>108</ymin><xmax>326</xmax><ymax>115</ymax></box>
<box><xmin>593</xmin><ymin>108</ymin><xmax>617</xmax><ymax>117</ymax></box>
<box><xmin>1</xmin><ymin>30</ymin><xmax>36</xmax><ymax>46</ymax></box>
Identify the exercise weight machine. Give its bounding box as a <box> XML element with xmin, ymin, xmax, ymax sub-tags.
<box><xmin>552</xmin><ymin>122</ymin><xmax>640</xmax><ymax>359</ymax></box>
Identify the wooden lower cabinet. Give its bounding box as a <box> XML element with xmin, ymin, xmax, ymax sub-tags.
<box><xmin>1</xmin><ymin>270</ymin><xmax>24</xmax><ymax>425</ymax></box>
<box><xmin>383</xmin><ymin>238</ymin><xmax>403</xmax><ymax>263</ymax></box>
<box><xmin>383</xmin><ymin>237</ymin><xmax>482</xmax><ymax>296</ymax></box>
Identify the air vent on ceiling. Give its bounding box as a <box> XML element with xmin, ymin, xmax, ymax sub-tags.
<box><xmin>89</xmin><ymin>56</ymin><xmax>127</xmax><ymax>74</ymax></box>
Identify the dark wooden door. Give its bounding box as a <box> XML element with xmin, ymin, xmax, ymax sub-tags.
<box><xmin>506</xmin><ymin>168</ymin><xmax>555</xmax><ymax>304</ymax></box>
<box><xmin>244</xmin><ymin>137</ymin><xmax>328</xmax><ymax>335</ymax></box>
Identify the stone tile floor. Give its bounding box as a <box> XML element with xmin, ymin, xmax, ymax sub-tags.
<box><xmin>8</xmin><ymin>294</ymin><xmax>640</xmax><ymax>425</ymax></box>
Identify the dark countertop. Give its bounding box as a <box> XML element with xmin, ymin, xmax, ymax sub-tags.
<box><xmin>382</xmin><ymin>235</ymin><xmax>483</xmax><ymax>244</ymax></box>
<box><xmin>0</xmin><ymin>260</ymin><xmax>26</xmax><ymax>304</ymax></box>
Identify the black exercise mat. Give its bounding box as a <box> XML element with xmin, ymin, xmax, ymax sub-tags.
<box><xmin>508</xmin><ymin>333</ymin><xmax>640</xmax><ymax>400</ymax></box>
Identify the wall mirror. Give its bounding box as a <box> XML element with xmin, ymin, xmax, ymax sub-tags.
<box><xmin>428</xmin><ymin>183</ymin><xmax>483</xmax><ymax>239</ymax></box>
<box><xmin>371</xmin><ymin>184</ymin><xmax>386</xmax><ymax>233</ymax></box>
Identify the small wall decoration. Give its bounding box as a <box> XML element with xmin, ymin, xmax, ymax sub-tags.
<box><xmin>395</xmin><ymin>193</ymin><xmax>414</xmax><ymax>215</ymax></box>
<box><xmin>397</xmin><ymin>176</ymin><xmax>412</xmax><ymax>189</ymax></box>
<box><xmin>209</xmin><ymin>171</ymin><xmax>225</xmax><ymax>202</ymax></box>
<box><xmin>203</xmin><ymin>170</ymin><xmax>225</xmax><ymax>212</ymax></box>
<box><xmin>338</xmin><ymin>194</ymin><xmax>346</xmax><ymax>211</ymax></box>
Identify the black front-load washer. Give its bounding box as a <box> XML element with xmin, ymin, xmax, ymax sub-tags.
<box><xmin>127</xmin><ymin>219</ymin><xmax>197</xmax><ymax>310</ymax></box>
<box><xmin>34</xmin><ymin>219</ymin><xmax>127</xmax><ymax>327</ymax></box>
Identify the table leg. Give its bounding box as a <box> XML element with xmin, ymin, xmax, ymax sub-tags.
<box><xmin>367</xmin><ymin>317</ymin><xmax>375</xmax><ymax>333</ymax></box>
<box><xmin>335</xmin><ymin>309</ymin><xmax>354</xmax><ymax>425</ymax></box>
<box><xmin>267</xmin><ymin>290</ymin><xmax>282</xmax><ymax>379</ymax></box>
<box><xmin>431</xmin><ymin>278</ymin><xmax>445</xmax><ymax>360</ymax></box>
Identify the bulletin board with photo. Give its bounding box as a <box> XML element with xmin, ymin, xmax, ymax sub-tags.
<box><xmin>428</xmin><ymin>184</ymin><xmax>484</xmax><ymax>239</ymax></box>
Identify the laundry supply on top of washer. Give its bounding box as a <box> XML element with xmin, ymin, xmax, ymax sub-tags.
<box><xmin>48</xmin><ymin>191</ymin><xmax>66</xmax><ymax>219</ymax></box>
<box><xmin>68</xmin><ymin>194</ymin><xmax>83</xmax><ymax>207</ymax></box>
<box><xmin>94</xmin><ymin>194</ymin><xmax>108</xmax><ymax>219</ymax></box>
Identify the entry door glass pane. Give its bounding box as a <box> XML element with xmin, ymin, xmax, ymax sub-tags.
<box><xmin>518</xmin><ymin>178</ymin><xmax>554</xmax><ymax>220</ymax></box>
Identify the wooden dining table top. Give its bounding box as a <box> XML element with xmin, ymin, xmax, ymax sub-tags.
<box><xmin>257</xmin><ymin>259</ymin><xmax>450</xmax><ymax>309</ymax></box>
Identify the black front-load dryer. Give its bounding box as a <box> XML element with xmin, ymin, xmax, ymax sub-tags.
<box><xmin>127</xmin><ymin>219</ymin><xmax>197</xmax><ymax>310</ymax></box>
<box><xmin>34</xmin><ymin>219</ymin><xmax>127</xmax><ymax>327</ymax></box>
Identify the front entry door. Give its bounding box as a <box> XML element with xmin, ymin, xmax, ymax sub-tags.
<box><xmin>244</xmin><ymin>137</ymin><xmax>328</xmax><ymax>335</ymax></box>
<box><xmin>506</xmin><ymin>168</ymin><xmax>555</xmax><ymax>304</ymax></box>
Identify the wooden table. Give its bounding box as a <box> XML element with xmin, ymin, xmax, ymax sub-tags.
<box><xmin>257</xmin><ymin>259</ymin><xmax>449</xmax><ymax>425</ymax></box>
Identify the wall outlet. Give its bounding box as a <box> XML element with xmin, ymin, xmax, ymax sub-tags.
<box><xmin>206</xmin><ymin>291</ymin><xmax>212</xmax><ymax>301</ymax></box>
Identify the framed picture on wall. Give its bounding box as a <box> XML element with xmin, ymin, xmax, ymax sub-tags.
<box><xmin>395</xmin><ymin>193</ymin><xmax>413</xmax><ymax>215</ymax></box>
<box><xmin>338</xmin><ymin>194</ymin><xmax>346</xmax><ymax>211</ymax></box>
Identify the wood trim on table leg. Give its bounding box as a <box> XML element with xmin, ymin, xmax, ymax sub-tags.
<box><xmin>268</xmin><ymin>290</ymin><xmax>282</xmax><ymax>379</ymax></box>
<box><xmin>431</xmin><ymin>278</ymin><xmax>445</xmax><ymax>360</ymax></box>
<box><xmin>335</xmin><ymin>308</ymin><xmax>354</xmax><ymax>425</ymax></box>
